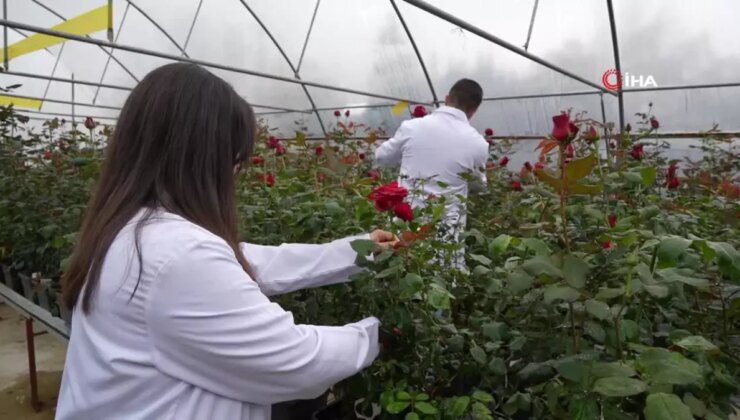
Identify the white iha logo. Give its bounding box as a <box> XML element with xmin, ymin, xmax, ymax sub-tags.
<box><xmin>602</xmin><ymin>69</ymin><xmax>658</xmax><ymax>91</ymax></box>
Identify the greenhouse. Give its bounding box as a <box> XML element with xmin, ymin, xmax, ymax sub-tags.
<box><xmin>0</xmin><ymin>1</ymin><xmax>738</xmax><ymax>419</ymax></box>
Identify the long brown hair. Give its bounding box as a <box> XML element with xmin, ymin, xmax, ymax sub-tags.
<box><xmin>62</xmin><ymin>63</ymin><xmax>255</xmax><ymax>312</ymax></box>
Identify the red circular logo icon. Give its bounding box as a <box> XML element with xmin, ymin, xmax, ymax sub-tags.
<box><xmin>602</xmin><ymin>69</ymin><xmax>622</xmax><ymax>91</ymax></box>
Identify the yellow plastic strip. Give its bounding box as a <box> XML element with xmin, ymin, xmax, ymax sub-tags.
<box><xmin>1</xmin><ymin>4</ymin><xmax>109</xmax><ymax>61</ymax></box>
<box><xmin>391</xmin><ymin>100</ymin><xmax>408</xmax><ymax>116</ymax></box>
<box><xmin>0</xmin><ymin>95</ymin><xmax>43</xmax><ymax>109</ymax></box>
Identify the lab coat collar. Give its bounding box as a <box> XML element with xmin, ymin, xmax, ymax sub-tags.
<box><xmin>434</xmin><ymin>105</ymin><xmax>469</xmax><ymax>123</ymax></box>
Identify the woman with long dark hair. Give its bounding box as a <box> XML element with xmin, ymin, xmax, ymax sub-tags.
<box><xmin>56</xmin><ymin>63</ymin><xmax>394</xmax><ymax>419</ymax></box>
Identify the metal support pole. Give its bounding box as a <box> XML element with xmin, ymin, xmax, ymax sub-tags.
<box><xmin>390</xmin><ymin>0</ymin><xmax>439</xmax><ymax>106</ymax></box>
<box><xmin>599</xmin><ymin>93</ymin><xmax>611</xmax><ymax>161</ymax></box>
<box><xmin>71</xmin><ymin>73</ymin><xmax>76</xmax><ymax>133</ymax></box>
<box><xmin>25</xmin><ymin>319</ymin><xmax>41</xmax><ymax>412</ymax></box>
<box><xmin>94</xmin><ymin>3</ymin><xmax>130</xmax><ymax>104</ymax></box>
<box><xmin>523</xmin><ymin>0</ymin><xmax>539</xmax><ymax>51</ymax></box>
<box><xmin>3</xmin><ymin>0</ymin><xmax>7</xmax><ymax>70</ymax></box>
<box><xmin>0</xmin><ymin>19</ymin><xmax>429</xmax><ymax>106</ymax></box>
<box><xmin>126</xmin><ymin>1</ymin><xmax>189</xmax><ymax>57</ymax></box>
<box><xmin>183</xmin><ymin>0</ymin><xmax>203</xmax><ymax>54</ymax></box>
<box><xmin>402</xmin><ymin>0</ymin><xmax>614</xmax><ymax>95</ymax></box>
<box><xmin>296</xmin><ymin>0</ymin><xmax>320</xmax><ymax>74</ymax></box>
<box><xmin>605</xmin><ymin>0</ymin><xmax>624</xmax><ymax>138</ymax></box>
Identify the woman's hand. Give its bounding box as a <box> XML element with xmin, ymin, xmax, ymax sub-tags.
<box><xmin>369</xmin><ymin>229</ymin><xmax>398</xmax><ymax>250</ymax></box>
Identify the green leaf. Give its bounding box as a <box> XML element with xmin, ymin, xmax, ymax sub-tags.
<box><xmin>636</xmin><ymin>348</ymin><xmax>702</xmax><ymax>385</ymax></box>
<box><xmin>563</xmin><ymin>255</ymin><xmax>590</xmax><ymax>289</ymax></box>
<box><xmin>657</xmin><ymin>237</ymin><xmax>692</xmax><ymax>267</ymax></box>
<box><xmin>427</xmin><ymin>283</ymin><xmax>453</xmax><ymax>310</ymax></box>
<box><xmin>324</xmin><ymin>201</ymin><xmax>345</xmax><ymax>217</ymax></box>
<box><xmin>623</xmin><ymin>171</ymin><xmax>644</xmax><ymax>184</ymax></box>
<box><xmin>415</xmin><ymin>393</ymin><xmax>429</xmax><ymax>402</ymax></box>
<box><xmin>585</xmin><ymin>299</ymin><xmax>611</xmax><ymax>320</ymax></box>
<box><xmin>470</xmin><ymin>345</ymin><xmax>487</xmax><ymax>365</ymax></box>
<box><xmin>396</xmin><ymin>391</ymin><xmax>412</xmax><ymax>401</ymax></box>
<box><xmin>350</xmin><ymin>239</ymin><xmax>375</xmax><ymax>256</ymax></box>
<box><xmin>399</xmin><ymin>273</ymin><xmax>423</xmax><ymax>300</ymax></box>
<box><xmin>556</xmin><ymin>360</ymin><xmax>587</xmax><ymax>383</ymax></box>
<box><xmin>643</xmin><ymin>283</ymin><xmax>670</xmax><ymax>298</ymax></box>
<box><xmin>682</xmin><ymin>393</ymin><xmax>707</xmax><ymax>417</ymax></box>
<box><xmin>543</xmin><ymin>285</ymin><xmax>580</xmax><ymax>304</ymax></box>
<box><xmin>565</xmin><ymin>153</ymin><xmax>597</xmax><ymax>181</ymax></box>
<box><xmin>675</xmin><ymin>335</ymin><xmax>719</xmax><ymax>353</ymax></box>
<box><xmin>590</xmin><ymin>362</ymin><xmax>637</xmax><ymax>378</ymax></box>
<box><xmin>522</xmin><ymin>238</ymin><xmax>550</xmax><ymax>256</ymax></box>
<box><xmin>471</xmin><ymin>401</ymin><xmax>493</xmax><ymax>420</ymax></box>
<box><xmin>644</xmin><ymin>393</ymin><xmax>693</xmax><ymax>420</ymax></box>
<box><xmin>489</xmin><ymin>234</ymin><xmax>513</xmax><ymax>257</ymax></box>
<box><xmin>595</xmin><ymin>287</ymin><xmax>625</xmax><ymax>300</ymax></box>
<box><xmin>387</xmin><ymin>401</ymin><xmax>411</xmax><ymax>414</ymax></box>
<box><xmin>507</xmin><ymin>270</ymin><xmax>534</xmax><ymax>294</ymax></box>
<box><xmin>481</xmin><ymin>322</ymin><xmax>507</xmax><ymax>341</ymax></box>
<box><xmin>488</xmin><ymin>357</ymin><xmax>506</xmax><ymax>376</ymax></box>
<box><xmin>640</xmin><ymin>166</ymin><xmax>657</xmax><ymax>186</ymax></box>
<box><xmin>415</xmin><ymin>402</ymin><xmax>438</xmax><ymax>415</ymax></box>
<box><xmin>621</xmin><ymin>319</ymin><xmax>640</xmax><ymax>342</ymax></box>
<box><xmin>404</xmin><ymin>413</ymin><xmax>419</xmax><ymax>420</ymax></box>
<box><xmin>569</xmin><ymin>398</ymin><xmax>599</xmax><ymax>420</ymax></box>
<box><xmin>472</xmin><ymin>390</ymin><xmax>495</xmax><ymax>404</ymax></box>
<box><xmin>469</xmin><ymin>253</ymin><xmax>492</xmax><ymax>266</ymax></box>
<box><xmin>592</xmin><ymin>377</ymin><xmax>647</xmax><ymax>397</ymax></box>
<box><xmin>472</xmin><ymin>265</ymin><xmax>491</xmax><ymax>277</ymax></box>
<box><xmin>448</xmin><ymin>396</ymin><xmax>471</xmax><ymax>417</ymax></box>
<box><xmin>584</xmin><ymin>321</ymin><xmax>606</xmax><ymax>343</ymax></box>
<box><xmin>523</xmin><ymin>256</ymin><xmax>563</xmax><ymax>278</ymax></box>
<box><xmin>376</xmin><ymin>265</ymin><xmax>401</xmax><ymax>279</ymax></box>
<box><xmin>658</xmin><ymin>268</ymin><xmax>710</xmax><ymax>290</ymax></box>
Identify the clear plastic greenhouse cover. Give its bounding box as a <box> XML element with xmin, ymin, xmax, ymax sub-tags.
<box><xmin>2</xmin><ymin>0</ymin><xmax>740</xmax><ymax>144</ymax></box>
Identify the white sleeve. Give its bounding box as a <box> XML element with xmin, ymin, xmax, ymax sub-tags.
<box><xmin>240</xmin><ymin>234</ymin><xmax>368</xmax><ymax>296</ymax></box>
<box><xmin>375</xmin><ymin>121</ymin><xmax>411</xmax><ymax>167</ymax></box>
<box><xmin>146</xmin><ymin>238</ymin><xmax>379</xmax><ymax>405</ymax></box>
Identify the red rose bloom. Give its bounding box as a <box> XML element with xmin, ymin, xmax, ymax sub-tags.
<box><xmin>367</xmin><ymin>169</ymin><xmax>381</xmax><ymax>182</ymax></box>
<box><xmin>552</xmin><ymin>113</ymin><xmax>575</xmax><ymax>142</ymax></box>
<box><xmin>334</xmin><ymin>110</ymin><xmax>341</xmax><ymax>117</ymax></box>
<box><xmin>569</xmin><ymin>122</ymin><xmax>579</xmax><ymax>137</ymax></box>
<box><xmin>566</xmin><ymin>144</ymin><xmax>575</xmax><ymax>158</ymax></box>
<box><xmin>267</xmin><ymin>136</ymin><xmax>280</xmax><ymax>149</ymax></box>
<box><xmin>393</xmin><ymin>202</ymin><xmax>414</xmax><ymax>221</ymax></box>
<box><xmin>608</xmin><ymin>214</ymin><xmax>617</xmax><ymax>228</ymax></box>
<box><xmin>511</xmin><ymin>180</ymin><xmax>523</xmax><ymax>191</ymax></box>
<box><xmin>251</xmin><ymin>155</ymin><xmax>264</xmax><ymax>165</ymax></box>
<box><xmin>359</xmin><ymin>152</ymin><xmax>366</xmax><ymax>160</ymax></box>
<box><xmin>535</xmin><ymin>162</ymin><xmax>545</xmax><ymax>170</ymax></box>
<box><xmin>485</xmin><ymin>128</ymin><xmax>494</xmax><ymax>136</ymax></box>
<box><xmin>524</xmin><ymin>161</ymin><xmax>533</xmax><ymax>171</ymax></box>
<box><xmin>667</xmin><ymin>176</ymin><xmax>681</xmax><ymax>189</ymax></box>
<box><xmin>486</xmin><ymin>139</ymin><xmax>494</xmax><ymax>145</ymax></box>
<box><xmin>667</xmin><ymin>163</ymin><xmax>678</xmax><ymax>179</ymax></box>
<box><xmin>43</xmin><ymin>150</ymin><xmax>53</xmax><ymax>159</ymax></box>
<box><xmin>345</xmin><ymin>110</ymin><xmax>350</xmax><ymax>117</ymax></box>
<box><xmin>315</xmin><ymin>146</ymin><xmax>323</xmax><ymax>156</ymax></box>
<box><xmin>499</xmin><ymin>156</ymin><xmax>510</xmax><ymax>167</ymax></box>
<box><xmin>368</xmin><ymin>181</ymin><xmax>408</xmax><ymax>212</ymax></box>
<box><xmin>260</xmin><ymin>173</ymin><xmax>275</xmax><ymax>187</ymax></box>
<box><xmin>602</xmin><ymin>241</ymin><xmax>615</xmax><ymax>250</ymax></box>
<box><xmin>84</xmin><ymin>117</ymin><xmax>96</xmax><ymax>130</ymax></box>
<box><xmin>585</xmin><ymin>126</ymin><xmax>599</xmax><ymax>142</ymax></box>
<box><xmin>412</xmin><ymin>105</ymin><xmax>428</xmax><ymax>118</ymax></box>
<box><xmin>650</xmin><ymin>117</ymin><xmax>659</xmax><ymax>130</ymax></box>
<box><xmin>629</xmin><ymin>143</ymin><xmax>644</xmax><ymax>160</ymax></box>
<box><xmin>276</xmin><ymin>145</ymin><xmax>287</xmax><ymax>156</ymax></box>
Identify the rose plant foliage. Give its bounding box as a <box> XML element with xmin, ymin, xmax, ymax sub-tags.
<box><xmin>0</xmin><ymin>102</ymin><xmax>739</xmax><ymax>419</ymax></box>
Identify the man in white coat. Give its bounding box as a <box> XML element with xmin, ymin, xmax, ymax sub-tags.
<box><xmin>374</xmin><ymin>79</ymin><xmax>489</xmax><ymax>269</ymax></box>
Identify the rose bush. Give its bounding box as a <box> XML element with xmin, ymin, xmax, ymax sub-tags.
<box><xmin>0</xmin><ymin>104</ymin><xmax>738</xmax><ymax>419</ymax></box>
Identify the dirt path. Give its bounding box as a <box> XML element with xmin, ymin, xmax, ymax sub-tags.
<box><xmin>0</xmin><ymin>302</ymin><xmax>66</xmax><ymax>419</ymax></box>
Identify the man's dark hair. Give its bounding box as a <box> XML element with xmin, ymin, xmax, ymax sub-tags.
<box><xmin>448</xmin><ymin>79</ymin><xmax>483</xmax><ymax>113</ymax></box>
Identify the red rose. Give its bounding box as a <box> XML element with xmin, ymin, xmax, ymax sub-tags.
<box><xmin>585</xmin><ymin>126</ymin><xmax>599</xmax><ymax>142</ymax></box>
<box><xmin>84</xmin><ymin>117</ymin><xmax>96</xmax><ymax>130</ymax></box>
<box><xmin>393</xmin><ymin>202</ymin><xmax>414</xmax><ymax>221</ymax></box>
<box><xmin>315</xmin><ymin>146</ymin><xmax>323</xmax><ymax>156</ymax></box>
<box><xmin>486</xmin><ymin>139</ymin><xmax>494</xmax><ymax>145</ymax></box>
<box><xmin>625</xmin><ymin>123</ymin><xmax>632</xmax><ymax>132</ymax></box>
<box><xmin>267</xmin><ymin>136</ymin><xmax>280</xmax><ymax>149</ymax></box>
<box><xmin>552</xmin><ymin>113</ymin><xmax>574</xmax><ymax>142</ymax></box>
<box><xmin>485</xmin><ymin>128</ymin><xmax>494</xmax><ymax>136</ymax></box>
<box><xmin>412</xmin><ymin>105</ymin><xmax>428</xmax><ymax>118</ymax></box>
<box><xmin>260</xmin><ymin>173</ymin><xmax>275</xmax><ymax>186</ymax></box>
<box><xmin>317</xmin><ymin>173</ymin><xmax>327</xmax><ymax>183</ymax></box>
<box><xmin>629</xmin><ymin>143</ymin><xmax>644</xmax><ymax>160</ymax></box>
<box><xmin>499</xmin><ymin>156</ymin><xmax>509</xmax><ymax>167</ymax></box>
<box><xmin>368</xmin><ymin>181</ymin><xmax>408</xmax><ymax>212</ymax></box>
<box><xmin>251</xmin><ymin>155</ymin><xmax>264</xmax><ymax>165</ymax></box>
<box><xmin>667</xmin><ymin>163</ymin><xmax>678</xmax><ymax>179</ymax></box>
<box><xmin>602</xmin><ymin>241</ymin><xmax>615</xmax><ymax>250</ymax></box>
<box><xmin>511</xmin><ymin>180</ymin><xmax>523</xmax><ymax>191</ymax></box>
<box><xmin>650</xmin><ymin>117</ymin><xmax>659</xmax><ymax>130</ymax></box>
<box><xmin>345</xmin><ymin>110</ymin><xmax>350</xmax><ymax>117</ymax></box>
<box><xmin>359</xmin><ymin>152</ymin><xmax>366</xmax><ymax>160</ymax></box>
<box><xmin>43</xmin><ymin>150</ymin><xmax>53</xmax><ymax>159</ymax></box>
<box><xmin>427</xmin><ymin>193</ymin><xmax>437</xmax><ymax>200</ymax></box>
<box><xmin>334</xmin><ymin>110</ymin><xmax>341</xmax><ymax>117</ymax></box>
<box><xmin>276</xmin><ymin>145</ymin><xmax>287</xmax><ymax>156</ymax></box>
<box><xmin>535</xmin><ymin>162</ymin><xmax>545</xmax><ymax>170</ymax></box>
<box><xmin>569</xmin><ymin>122</ymin><xmax>579</xmax><ymax>137</ymax></box>
<box><xmin>524</xmin><ymin>161</ymin><xmax>533</xmax><ymax>171</ymax></box>
<box><xmin>667</xmin><ymin>176</ymin><xmax>680</xmax><ymax>189</ymax></box>
<box><xmin>608</xmin><ymin>214</ymin><xmax>617</xmax><ymax>228</ymax></box>
<box><xmin>566</xmin><ymin>144</ymin><xmax>575</xmax><ymax>158</ymax></box>
<box><xmin>367</xmin><ymin>169</ymin><xmax>381</xmax><ymax>182</ymax></box>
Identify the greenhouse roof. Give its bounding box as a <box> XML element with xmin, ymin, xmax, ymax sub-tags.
<box><xmin>2</xmin><ymin>0</ymin><xmax>740</xmax><ymax>138</ymax></box>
